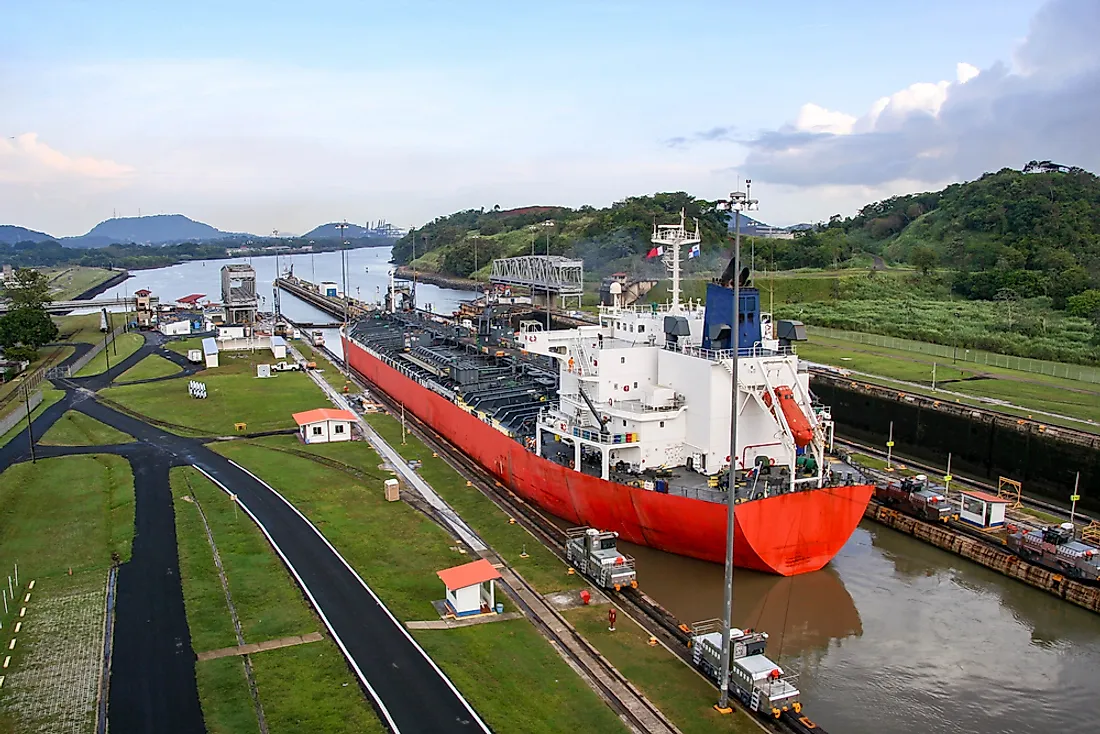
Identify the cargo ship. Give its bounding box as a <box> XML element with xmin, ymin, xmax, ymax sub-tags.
<box><xmin>343</xmin><ymin>213</ymin><xmax>873</xmax><ymax>575</ymax></box>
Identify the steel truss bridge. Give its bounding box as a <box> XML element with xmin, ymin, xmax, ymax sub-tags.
<box><xmin>489</xmin><ymin>256</ymin><xmax>584</xmax><ymax>296</ymax></box>
<box><xmin>0</xmin><ymin>296</ymin><xmax>157</xmax><ymax>314</ymax></box>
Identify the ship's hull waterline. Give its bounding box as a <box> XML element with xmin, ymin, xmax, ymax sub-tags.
<box><xmin>345</xmin><ymin>335</ymin><xmax>873</xmax><ymax>576</ymax></box>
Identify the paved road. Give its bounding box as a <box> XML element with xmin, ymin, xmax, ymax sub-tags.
<box><xmin>4</xmin><ymin>331</ymin><xmax>490</xmax><ymax>733</ymax></box>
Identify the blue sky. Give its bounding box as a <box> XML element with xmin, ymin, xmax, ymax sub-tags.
<box><xmin>5</xmin><ymin>0</ymin><xmax>1090</xmax><ymax>237</ymax></box>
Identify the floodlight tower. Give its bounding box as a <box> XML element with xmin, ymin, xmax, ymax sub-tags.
<box><xmin>712</xmin><ymin>179</ymin><xmax>759</xmax><ymax>714</ymax></box>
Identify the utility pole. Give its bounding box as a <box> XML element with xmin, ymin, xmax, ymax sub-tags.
<box><xmin>886</xmin><ymin>421</ymin><xmax>894</xmax><ymax>471</ymax></box>
<box><xmin>713</xmin><ymin>180</ymin><xmax>758</xmax><ymax>713</ymax></box>
<box><xmin>23</xmin><ymin>381</ymin><xmax>36</xmax><ymax>464</ymax></box>
<box><xmin>1071</xmin><ymin>471</ymin><xmax>1081</xmax><ymax>527</ymax></box>
<box><xmin>931</xmin><ymin>362</ymin><xmax>937</xmax><ymax>391</ymax></box>
<box><xmin>944</xmin><ymin>453</ymin><xmax>954</xmax><ymax>495</ymax></box>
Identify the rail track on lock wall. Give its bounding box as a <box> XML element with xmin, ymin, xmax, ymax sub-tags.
<box><xmin>833</xmin><ymin>437</ymin><xmax>1095</xmax><ymax>527</ymax></box>
<box><xmin>332</xmin><ymin>345</ymin><xmax>827</xmax><ymax>734</ymax></box>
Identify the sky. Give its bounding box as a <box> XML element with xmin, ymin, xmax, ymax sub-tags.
<box><xmin>3</xmin><ymin>0</ymin><xmax>1095</xmax><ymax>238</ymax></box>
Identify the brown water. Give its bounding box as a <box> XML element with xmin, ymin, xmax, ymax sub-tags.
<box><xmin>623</xmin><ymin>521</ymin><xmax>1100</xmax><ymax>734</ymax></box>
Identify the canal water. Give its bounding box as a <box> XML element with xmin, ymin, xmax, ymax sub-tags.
<box><xmin>89</xmin><ymin>246</ymin><xmax>473</xmax><ymax>359</ymax></box>
<box><xmin>86</xmin><ymin>249</ymin><xmax>1100</xmax><ymax>733</ymax></box>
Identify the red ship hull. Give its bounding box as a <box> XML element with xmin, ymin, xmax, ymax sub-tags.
<box><xmin>344</xmin><ymin>335</ymin><xmax>873</xmax><ymax>576</ymax></box>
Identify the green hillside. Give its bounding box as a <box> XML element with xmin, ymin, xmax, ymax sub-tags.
<box><xmin>391</xmin><ymin>193</ymin><xmax>733</xmax><ymax>280</ymax></box>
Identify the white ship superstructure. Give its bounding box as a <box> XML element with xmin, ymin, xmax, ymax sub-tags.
<box><xmin>520</xmin><ymin>211</ymin><xmax>833</xmax><ymax>496</ymax></box>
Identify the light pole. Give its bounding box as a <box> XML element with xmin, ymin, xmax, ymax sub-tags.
<box><xmin>22</xmin><ymin>381</ymin><xmax>36</xmax><ymax>464</ymax></box>
<box><xmin>309</xmin><ymin>241</ymin><xmax>316</xmax><ymax>282</ymax></box>
<box><xmin>336</xmin><ymin>221</ymin><xmax>350</xmax><ymax>325</ymax></box>
<box><xmin>713</xmin><ymin>180</ymin><xmax>759</xmax><ymax>713</ymax></box>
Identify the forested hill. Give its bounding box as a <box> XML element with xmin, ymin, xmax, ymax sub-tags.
<box><xmin>783</xmin><ymin>164</ymin><xmax>1100</xmax><ymax>309</ymax></box>
<box><xmin>391</xmin><ymin>194</ymin><xmax>735</xmax><ymax>279</ymax></box>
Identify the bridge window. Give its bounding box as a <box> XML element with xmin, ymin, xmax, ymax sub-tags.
<box><xmin>660</xmin><ymin>421</ymin><xmax>665</xmax><ymax>428</ymax></box>
<box><xmin>620</xmin><ymin>357</ymin><xmax>626</xmax><ymax>364</ymax></box>
<box><xmin>633</xmin><ymin>381</ymin><xmax>638</xmax><ymax>388</ymax></box>
<box><xmin>623</xmin><ymin>420</ymin><xmax>627</xmax><ymax>427</ymax></box>
<box><xmin>637</xmin><ymin>325</ymin><xmax>645</xmax><ymax>333</ymax></box>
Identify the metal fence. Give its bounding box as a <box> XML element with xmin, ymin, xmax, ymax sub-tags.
<box><xmin>47</xmin><ymin>325</ymin><xmax>126</xmax><ymax>380</ymax></box>
<box><xmin>806</xmin><ymin>326</ymin><xmax>1100</xmax><ymax>385</ymax></box>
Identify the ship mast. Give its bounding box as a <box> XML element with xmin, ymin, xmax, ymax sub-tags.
<box><xmin>652</xmin><ymin>209</ymin><xmax>700</xmax><ymax>313</ymax></box>
<box><xmin>714</xmin><ymin>181</ymin><xmax>759</xmax><ymax>714</ymax></box>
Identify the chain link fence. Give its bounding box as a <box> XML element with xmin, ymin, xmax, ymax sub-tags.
<box><xmin>807</xmin><ymin>326</ymin><xmax>1100</xmax><ymax>384</ymax></box>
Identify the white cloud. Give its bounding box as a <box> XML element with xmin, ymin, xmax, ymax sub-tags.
<box><xmin>743</xmin><ymin>0</ymin><xmax>1100</xmax><ymax>188</ymax></box>
<box><xmin>0</xmin><ymin>133</ymin><xmax>134</xmax><ymax>182</ymax></box>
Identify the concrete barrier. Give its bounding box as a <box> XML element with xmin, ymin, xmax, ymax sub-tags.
<box><xmin>0</xmin><ymin>388</ymin><xmax>43</xmax><ymax>438</ymax></box>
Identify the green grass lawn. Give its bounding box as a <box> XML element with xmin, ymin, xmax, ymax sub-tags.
<box><xmin>166</xmin><ymin>336</ymin><xmax>207</xmax><ymax>357</ymax></box>
<box><xmin>102</xmin><ymin>350</ymin><xmax>323</xmax><ymax>436</ymax></box>
<box><xmin>0</xmin><ymin>388</ymin><xmax>65</xmax><ymax>448</ymax></box>
<box><xmin>117</xmin><ymin>354</ymin><xmax>183</xmax><ymax>382</ymax></box>
<box><xmin>364</xmin><ymin>412</ymin><xmax>577</xmax><ymax>594</ymax></box>
<box><xmin>0</xmin><ymin>454</ymin><xmax>134</xmax><ymax>579</ymax></box>
<box><xmin>74</xmin><ymin>332</ymin><xmax>145</xmax><ymax>377</ymax></box>
<box><xmin>800</xmin><ymin>336</ymin><xmax>1100</xmax><ymax>427</ymax></box>
<box><xmin>170</xmin><ymin>465</ymin><xmax>381</xmax><ymax>733</ymax></box>
<box><xmin>249</xmin><ymin>643</ymin><xmax>386</xmax><ymax>734</ymax></box>
<box><xmin>53</xmin><ymin>313</ymin><xmax>133</xmax><ymax>346</ymax></box>
<box><xmin>212</xmin><ymin>437</ymin><xmax>625</xmax><ymax>733</ymax></box>
<box><xmin>39</xmin><ymin>410</ymin><xmax>134</xmax><ymax>446</ymax></box>
<box><xmin>563</xmin><ymin>605</ymin><xmax>759</xmax><ymax>734</ymax></box>
<box><xmin>414</xmin><ymin>622</ymin><xmax>627</xmax><ymax>734</ymax></box>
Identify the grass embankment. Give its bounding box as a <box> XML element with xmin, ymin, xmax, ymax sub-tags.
<box><xmin>101</xmin><ymin>349</ymin><xmax>321</xmax><ymax>436</ymax></box>
<box><xmin>40</xmin><ymin>411</ymin><xmax>133</xmax><ymax>446</ymax></box>
<box><xmin>363</xmin><ymin>412</ymin><xmax>575</xmax><ymax>594</ymax></box>
<box><xmin>73</xmin><ymin>332</ymin><xmax>144</xmax><ymax>378</ymax></box>
<box><xmin>212</xmin><ymin>435</ymin><xmax>626</xmax><ymax>733</ymax></box>
<box><xmin>170</xmin><ymin>466</ymin><xmax>382</xmax><ymax>734</ymax></box>
<box><xmin>43</xmin><ymin>266</ymin><xmax>117</xmax><ymax>300</ymax></box>
<box><xmin>117</xmin><ymin>354</ymin><xmax>183</xmax><ymax>382</ymax></box>
<box><xmin>0</xmin><ymin>388</ymin><xmax>65</xmax><ymax>448</ymax></box>
<box><xmin>801</xmin><ymin>335</ymin><xmax>1100</xmax><ymax>427</ymax></box>
<box><xmin>0</xmin><ymin>455</ymin><xmax>135</xmax><ymax>732</ymax></box>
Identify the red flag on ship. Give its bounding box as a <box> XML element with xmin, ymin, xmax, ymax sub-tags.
<box><xmin>646</xmin><ymin>246</ymin><xmax>663</xmax><ymax>259</ymax></box>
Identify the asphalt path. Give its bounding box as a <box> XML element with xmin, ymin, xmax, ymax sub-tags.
<box><xmin>3</xmin><ymin>331</ymin><xmax>490</xmax><ymax>733</ymax></box>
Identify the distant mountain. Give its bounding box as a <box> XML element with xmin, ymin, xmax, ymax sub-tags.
<box><xmin>62</xmin><ymin>214</ymin><xmax>237</xmax><ymax>248</ymax></box>
<box><xmin>303</xmin><ymin>222</ymin><xmax>373</xmax><ymax>239</ymax></box>
<box><xmin>787</xmin><ymin>223</ymin><xmax>815</xmax><ymax>231</ymax></box>
<box><xmin>724</xmin><ymin>214</ymin><xmax>775</xmax><ymax>236</ymax></box>
<box><xmin>0</xmin><ymin>225</ymin><xmax>54</xmax><ymax>245</ymax></box>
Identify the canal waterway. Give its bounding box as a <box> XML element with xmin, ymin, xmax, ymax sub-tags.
<box><xmin>85</xmin><ymin>249</ymin><xmax>1100</xmax><ymax>734</ymax></box>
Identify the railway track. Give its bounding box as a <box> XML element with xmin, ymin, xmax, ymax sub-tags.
<box><xmin>327</xmin><ymin>345</ymin><xmax>817</xmax><ymax>734</ymax></box>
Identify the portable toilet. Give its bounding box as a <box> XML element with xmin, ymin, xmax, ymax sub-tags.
<box><xmin>959</xmin><ymin>490</ymin><xmax>1008</xmax><ymax>529</ymax></box>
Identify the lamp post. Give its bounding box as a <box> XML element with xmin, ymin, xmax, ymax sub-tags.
<box><xmin>22</xmin><ymin>381</ymin><xmax>36</xmax><ymax>464</ymax></box>
<box><xmin>713</xmin><ymin>180</ymin><xmax>759</xmax><ymax>712</ymax></box>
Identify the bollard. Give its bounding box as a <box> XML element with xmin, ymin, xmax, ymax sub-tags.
<box><xmin>579</xmin><ymin>589</ymin><xmax>591</xmax><ymax>606</ymax></box>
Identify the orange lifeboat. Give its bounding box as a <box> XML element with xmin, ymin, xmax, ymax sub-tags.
<box><xmin>762</xmin><ymin>386</ymin><xmax>814</xmax><ymax>447</ymax></box>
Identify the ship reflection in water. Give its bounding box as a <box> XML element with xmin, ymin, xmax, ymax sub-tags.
<box><xmin>621</xmin><ymin>521</ymin><xmax>1100</xmax><ymax>734</ymax></box>
<box><xmin>622</xmin><ymin>538</ymin><xmax>862</xmax><ymax>657</ymax></box>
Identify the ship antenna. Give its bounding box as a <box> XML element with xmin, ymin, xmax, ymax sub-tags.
<box><xmin>652</xmin><ymin>207</ymin><xmax>700</xmax><ymax>314</ymax></box>
<box><xmin>714</xmin><ymin>180</ymin><xmax>759</xmax><ymax>714</ymax></box>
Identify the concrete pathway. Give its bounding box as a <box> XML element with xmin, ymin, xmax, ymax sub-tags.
<box><xmin>287</xmin><ymin>343</ymin><xmax>488</xmax><ymax>553</ymax></box>
<box><xmin>197</xmin><ymin>632</ymin><xmax>324</xmax><ymax>661</ymax></box>
<box><xmin>405</xmin><ymin>613</ymin><xmax>523</xmax><ymax>630</ymax></box>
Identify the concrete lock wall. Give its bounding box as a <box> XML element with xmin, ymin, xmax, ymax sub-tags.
<box><xmin>814</xmin><ymin>377</ymin><xmax>1100</xmax><ymax>515</ymax></box>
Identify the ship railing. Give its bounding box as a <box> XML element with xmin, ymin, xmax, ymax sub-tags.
<box><xmin>539</xmin><ymin>413</ymin><xmax>640</xmax><ymax>445</ymax></box>
<box><xmin>689</xmin><ymin>619</ymin><xmax>723</xmax><ymax>637</ymax></box>
<box><xmin>666</xmin><ymin>343</ymin><xmax>795</xmax><ymax>361</ymax></box>
<box><xmin>560</xmin><ymin>392</ymin><xmax>685</xmax><ymax>413</ymax></box>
